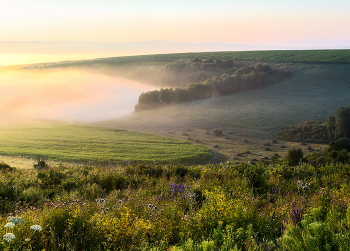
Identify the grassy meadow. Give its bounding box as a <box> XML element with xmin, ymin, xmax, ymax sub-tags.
<box><xmin>2</xmin><ymin>160</ymin><xmax>350</xmax><ymax>250</ymax></box>
<box><xmin>0</xmin><ymin>125</ymin><xmax>212</xmax><ymax>164</ymax></box>
<box><xmin>2</xmin><ymin>50</ymin><xmax>350</xmax><ymax>250</ymax></box>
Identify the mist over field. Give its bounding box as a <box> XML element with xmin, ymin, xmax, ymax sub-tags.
<box><xmin>0</xmin><ymin>68</ymin><xmax>154</xmax><ymax>124</ymax></box>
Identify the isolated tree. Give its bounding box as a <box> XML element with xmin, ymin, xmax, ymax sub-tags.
<box><xmin>335</xmin><ymin>105</ymin><xmax>350</xmax><ymax>139</ymax></box>
<box><xmin>284</xmin><ymin>148</ymin><xmax>304</xmax><ymax>166</ymax></box>
<box><xmin>326</xmin><ymin>114</ymin><xmax>336</xmax><ymax>140</ymax></box>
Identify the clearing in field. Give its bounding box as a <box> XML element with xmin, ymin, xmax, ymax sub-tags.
<box><xmin>0</xmin><ymin>124</ymin><xmax>212</xmax><ymax>165</ymax></box>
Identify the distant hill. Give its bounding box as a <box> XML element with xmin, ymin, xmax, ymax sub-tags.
<box><xmin>2</xmin><ymin>39</ymin><xmax>350</xmax><ymax>55</ymax></box>
<box><xmin>22</xmin><ymin>49</ymin><xmax>350</xmax><ymax>70</ymax></box>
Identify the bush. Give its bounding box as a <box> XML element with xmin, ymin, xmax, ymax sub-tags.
<box><xmin>37</xmin><ymin>168</ymin><xmax>66</xmax><ymax>188</ymax></box>
<box><xmin>0</xmin><ymin>162</ymin><xmax>15</xmax><ymax>172</ymax></box>
<box><xmin>21</xmin><ymin>187</ymin><xmax>45</xmax><ymax>203</ymax></box>
<box><xmin>99</xmin><ymin>173</ymin><xmax>126</xmax><ymax>192</ymax></box>
<box><xmin>34</xmin><ymin>159</ymin><xmax>48</xmax><ymax>168</ymax></box>
<box><xmin>284</xmin><ymin>148</ymin><xmax>304</xmax><ymax>167</ymax></box>
<box><xmin>306</xmin><ymin>138</ymin><xmax>350</xmax><ymax>165</ymax></box>
<box><xmin>329</xmin><ymin>138</ymin><xmax>350</xmax><ymax>152</ymax></box>
<box><xmin>235</xmin><ymin>163</ymin><xmax>268</xmax><ymax>193</ymax></box>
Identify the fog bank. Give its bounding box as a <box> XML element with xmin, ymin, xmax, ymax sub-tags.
<box><xmin>0</xmin><ymin>68</ymin><xmax>153</xmax><ymax>123</ymax></box>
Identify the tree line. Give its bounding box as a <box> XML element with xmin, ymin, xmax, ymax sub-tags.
<box><xmin>135</xmin><ymin>63</ymin><xmax>273</xmax><ymax>111</ymax></box>
<box><xmin>276</xmin><ymin>105</ymin><xmax>350</xmax><ymax>144</ymax></box>
<box><xmin>326</xmin><ymin>105</ymin><xmax>350</xmax><ymax>140</ymax></box>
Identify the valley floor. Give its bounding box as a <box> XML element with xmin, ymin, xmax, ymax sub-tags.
<box><xmin>89</xmin><ymin>63</ymin><xmax>350</xmax><ymax>162</ymax></box>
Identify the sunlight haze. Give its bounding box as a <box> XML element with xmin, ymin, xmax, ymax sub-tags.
<box><xmin>1</xmin><ymin>0</ymin><xmax>349</xmax><ymax>44</ymax></box>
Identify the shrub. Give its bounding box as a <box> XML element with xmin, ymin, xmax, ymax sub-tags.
<box><xmin>284</xmin><ymin>148</ymin><xmax>304</xmax><ymax>167</ymax></box>
<box><xmin>329</xmin><ymin>138</ymin><xmax>350</xmax><ymax>152</ymax></box>
<box><xmin>21</xmin><ymin>187</ymin><xmax>45</xmax><ymax>203</ymax></box>
<box><xmin>37</xmin><ymin>168</ymin><xmax>66</xmax><ymax>188</ymax></box>
<box><xmin>99</xmin><ymin>173</ymin><xmax>126</xmax><ymax>193</ymax></box>
<box><xmin>236</xmin><ymin>163</ymin><xmax>269</xmax><ymax>193</ymax></box>
<box><xmin>306</xmin><ymin>138</ymin><xmax>350</xmax><ymax>165</ymax></box>
<box><xmin>0</xmin><ymin>162</ymin><xmax>15</xmax><ymax>172</ymax></box>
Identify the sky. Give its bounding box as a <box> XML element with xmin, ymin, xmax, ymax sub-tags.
<box><xmin>1</xmin><ymin>0</ymin><xmax>350</xmax><ymax>44</ymax></box>
<box><xmin>1</xmin><ymin>0</ymin><xmax>350</xmax><ymax>65</ymax></box>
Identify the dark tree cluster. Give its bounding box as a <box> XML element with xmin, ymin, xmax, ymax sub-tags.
<box><xmin>327</xmin><ymin>105</ymin><xmax>350</xmax><ymax>140</ymax></box>
<box><xmin>275</xmin><ymin>121</ymin><xmax>329</xmax><ymax>143</ymax></box>
<box><xmin>276</xmin><ymin>106</ymin><xmax>350</xmax><ymax>144</ymax></box>
<box><xmin>135</xmin><ymin>64</ymin><xmax>273</xmax><ymax>111</ymax></box>
<box><xmin>276</xmin><ymin>106</ymin><xmax>350</xmax><ymax>166</ymax></box>
<box><xmin>306</xmin><ymin>138</ymin><xmax>350</xmax><ymax>166</ymax></box>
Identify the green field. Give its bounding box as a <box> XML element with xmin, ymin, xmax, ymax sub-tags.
<box><xmin>0</xmin><ymin>125</ymin><xmax>212</xmax><ymax>164</ymax></box>
<box><xmin>26</xmin><ymin>49</ymin><xmax>350</xmax><ymax>69</ymax></box>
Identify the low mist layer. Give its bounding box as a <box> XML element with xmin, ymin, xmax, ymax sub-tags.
<box><xmin>0</xmin><ymin>68</ymin><xmax>153</xmax><ymax>124</ymax></box>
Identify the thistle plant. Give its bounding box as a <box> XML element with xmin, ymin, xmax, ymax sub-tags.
<box><xmin>144</xmin><ymin>204</ymin><xmax>158</xmax><ymax>220</ymax></box>
<box><xmin>96</xmin><ymin>198</ymin><xmax>110</xmax><ymax>214</ymax></box>
<box><xmin>184</xmin><ymin>191</ymin><xmax>196</xmax><ymax>214</ymax></box>
<box><xmin>297</xmin><ymin>180</ymin><xmax>312</xmax><ymax>193</ymax></box>
<box><xmin>113</xmin><ymin>199</ymin><xmax>123</xmax><ymax>210</ymax></box>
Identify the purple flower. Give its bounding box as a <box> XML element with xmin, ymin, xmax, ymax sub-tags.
<box><xmin>290</xmin><ymin>202</ymin><xmax>304</xmax><ymax>226</ymax></box>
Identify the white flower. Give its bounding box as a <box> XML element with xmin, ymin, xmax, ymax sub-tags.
<box><xmin>3</xmin><ymin>233</ymin><xmax>16</xmax><ymax>242</ymax></box>
<box><xmin>30</xmin><ymin>225</ymin><xmax>42</xmax><ymax>231</ymax></box>
<box><xmin>4</xmin><ymin>222</ymin><xmax>15</xmax><ymax>228</ymax></box>
<box><xmin>7</xmin><ymin>216</ymin><xmax>25</xmax><ymax>224</ymax></box>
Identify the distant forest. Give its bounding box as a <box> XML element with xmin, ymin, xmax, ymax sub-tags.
<box><xmin>135</xmin><ymin>59</ymin><xmax>291</xmax><ymax>111</ymax></box>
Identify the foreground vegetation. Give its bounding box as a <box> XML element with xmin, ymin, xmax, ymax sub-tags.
<box><xmin>2</xmin><ymin>144</ymin><xmax>350</xmax><ymax>250</ymax></box>
<box><xmin>0</xmin><ymin>125</ymin><xmax>212</xmax><ymax>164</ymax></box>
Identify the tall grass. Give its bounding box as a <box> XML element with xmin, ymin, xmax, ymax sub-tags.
<box><xmin>1</xmin><ymin>160</ymin><xmax>350</xmax><ymax>250</ymax></box>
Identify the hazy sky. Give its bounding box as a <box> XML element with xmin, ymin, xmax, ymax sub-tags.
<box><xmin>2</xmin><ymin>0</ymin><xmax>350</xmax><ymax>44</ymax></box>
